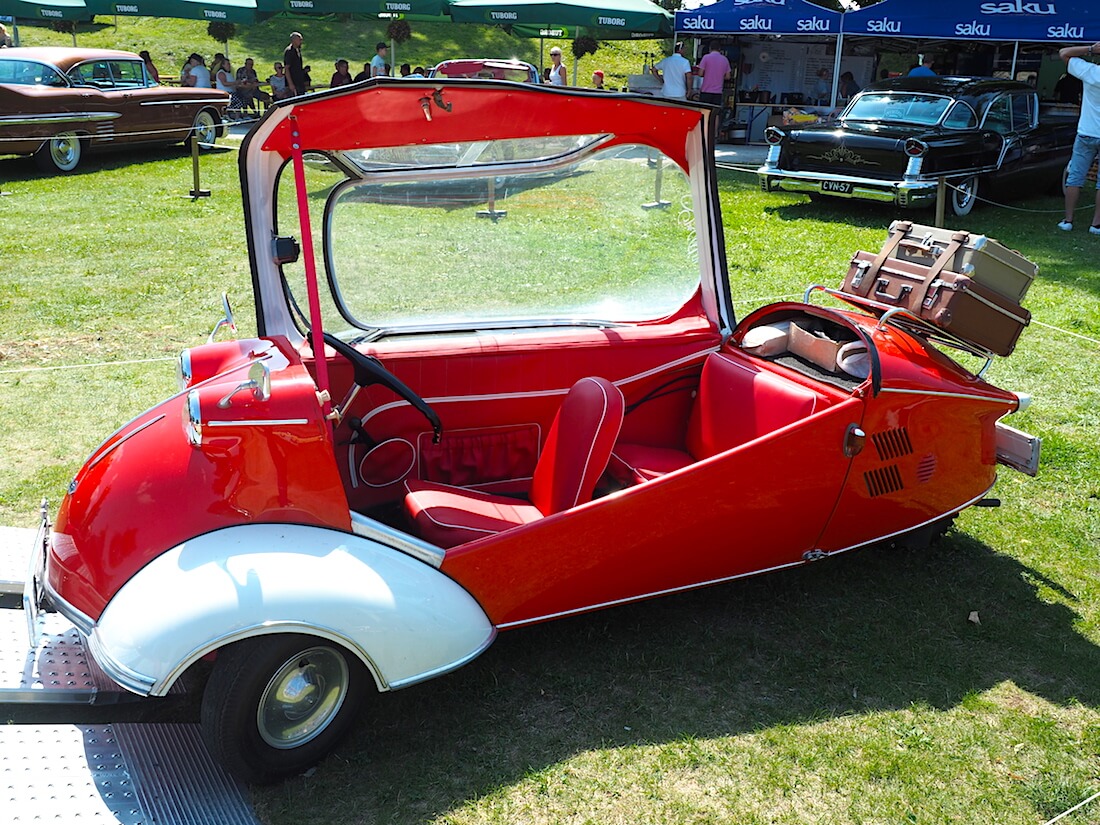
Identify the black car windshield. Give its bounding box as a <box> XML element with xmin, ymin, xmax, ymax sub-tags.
<box><xmin>844</xmin><ymin>93</ymin><xmax>953</xmax><ymax>126</ymax></box>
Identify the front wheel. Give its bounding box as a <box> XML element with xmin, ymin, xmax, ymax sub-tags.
<box><xmin>200</xmin><ymin>634</ymin><xmax>369</xmax><ymax>784</ymax></box>
<box><xmin>949</xmin><ymin>175</ymin><xmax>979</xmax><ymax>217</ymax></box>
<box><xmin>34</xmin><ymin>132</ymin><xmax>83</xmax><ymax>173</ymax></box>
<box><xmin>187</xmin><ymin>109</ymin><xmax>219</xmax><ymax>150</ymax></box>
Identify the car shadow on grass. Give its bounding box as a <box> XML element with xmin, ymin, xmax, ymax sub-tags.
<box><xmin>254</xmin><ymin>531</ymin><xmax>1100</xmax><ymax>822</ymax></box>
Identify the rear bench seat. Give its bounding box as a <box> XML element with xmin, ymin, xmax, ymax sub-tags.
<box><xmin>610</xmin><ymin>352</ymin><xmax>820</xmax><ymax>484</ymax></box>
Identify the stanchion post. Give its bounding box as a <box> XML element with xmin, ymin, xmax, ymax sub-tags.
<box><xmin>934</xmin><ymin>177</ymin><xmax>946</xmax><ymax>228</ymax></box>
<box><xmin>189</xmin><ymin>131</ymin><xmax>210</xmax><ymax>199</ymax></box>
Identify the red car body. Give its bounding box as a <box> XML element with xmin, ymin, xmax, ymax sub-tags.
<box><xmin>27</xmin><ymin>78</ymin><xmax>1036</xmax><ymax>784</ymax></box>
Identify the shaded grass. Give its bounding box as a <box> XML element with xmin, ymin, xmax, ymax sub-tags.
<box><xmin>2</xmin><ymin>147</ymin><xmax>1099</xmax><ymax>823</ymax></box>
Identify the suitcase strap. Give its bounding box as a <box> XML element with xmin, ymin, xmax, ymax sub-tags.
<box><xmin>865</xmin><ymin>222</ymin><xmax>912</xmax><ymax>284</ymax></box>
<box><xmin>912</xmin><ymin>233</ymin><xmax>968</xmax><ymax>308</ymax></box>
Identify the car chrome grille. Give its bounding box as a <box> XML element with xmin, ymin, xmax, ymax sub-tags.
<box><xmin>864</xmin><ymin>465</ymin><xmax>904</xmax><ymax>497</ymax></box>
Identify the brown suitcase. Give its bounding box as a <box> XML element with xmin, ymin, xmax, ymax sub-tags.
<box><xmin>886</xmin><ymin>220</ymin><xmax>1037</xmax><ymax>303</ymax></box>
<box><xmin>843</xmin><ymin>249</ymin><xmax>1030</xmax><ymax>357</ymax></box>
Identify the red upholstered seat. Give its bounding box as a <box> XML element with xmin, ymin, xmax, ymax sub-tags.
<box><xmin>610</xmin><ymin>354</ymin><xmax>819</xmax><ymax>485</ymax></box>
<box><xmin>404</xmin><ymin>377</ymin><xmax>625</xmax><ymax>548</ymax></box>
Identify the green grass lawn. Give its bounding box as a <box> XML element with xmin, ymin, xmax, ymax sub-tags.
<box><xmin>1</xmin><ymin>132</ymin><xmax>1099</xmax><ymax>823</ymax></box>
<box><xmin>9</xmin><ymin>15</ymin><xmax>658</xmax><ymax>89</ymax></box>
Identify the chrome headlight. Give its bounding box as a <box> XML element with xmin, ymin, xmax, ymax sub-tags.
<box><xmin>185</xmin><ymin>390</ymin><xmax>203</xmax><ymax>448</ymax></box>
<box><xmin>177</xmin><ymin>348</ymin><xmax>193</xmax><ymax>391</ymax></box>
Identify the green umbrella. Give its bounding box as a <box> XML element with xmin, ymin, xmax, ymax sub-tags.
<box><xmin>88</xmin><ymin>0</ymin><xmax>263</xmax><ymax>23</ymax></box>
<box><xmin>256</xmin><ymin>0</ymin><xmax>444</xmax><ymax>16</ymax></box>
<box><xmin>0</xmin><ymin>0</ymin><xmax>91</xmax><ymax>21</ymax></box>
<box><xmin>446</xmin><ymin>0</ymin><xmax>672</xmax><ymax>40</ymax></box>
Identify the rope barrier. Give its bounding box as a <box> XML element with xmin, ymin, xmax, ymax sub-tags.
<box><xmin>942</xmin><ymin>178</ymin><xmax>1096</xmax><ymax>216</ymax></box>
<box><xmin>1042</xmin><ymin>788</ymin><xmax>1100</xmax><ymax>825</ymax></box>
<box><xmin>0</xmin><ymin>356</ymin><xmax>174</xmax><ymax>376</ymax></box>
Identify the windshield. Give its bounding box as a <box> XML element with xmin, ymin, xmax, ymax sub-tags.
<box><xmin>844</xmin><ymin>92</ymin><xmax>952</xmax><ymax>126</ymax></box>
<box><xmin>290</xmin><ymin>138</ymin><xmax>700</xmax><ymax>333</ymax></box>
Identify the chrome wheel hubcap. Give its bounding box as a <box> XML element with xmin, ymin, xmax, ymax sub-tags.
<box><xmin>51</xmin><ymin>135</ymin><xmax>78</xmax><ymax>168</ymax></box>
<box><xmin>257</xmin><ymin>646</ymin><xmax>349</xmax><ymax>749</ymax></box>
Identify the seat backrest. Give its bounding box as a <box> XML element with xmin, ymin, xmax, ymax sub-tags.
<box><xmin>686</xmin><ymin>354</ymin><xmax>818</xmax><ymax>460</ymax></box>
<box><xmin>529</xmin><ymin>377</ymin><xmax>625</xmax><ymax>516</ymax></box>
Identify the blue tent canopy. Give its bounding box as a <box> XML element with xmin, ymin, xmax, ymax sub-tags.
<box><xmin>675</xmin><ymin>0</ymin><xmax>841</xmax><ymax>37</ymax></box>
<box><xmin>677</xmin><ymin>0</ymin><xmax>1096</xmax><ymax>43</ymax></box>
<box><xmin>840</xmin><ymin>0</ymin><xmax>1096</xmax><ymax>43</ymax></box>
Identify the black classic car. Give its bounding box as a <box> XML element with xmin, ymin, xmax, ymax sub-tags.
<box><xmin>757</xmin><ymin>77</ymin><xmax>1077</xmax><ymax>216</ymax></box>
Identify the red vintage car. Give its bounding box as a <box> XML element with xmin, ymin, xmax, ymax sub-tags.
<box><xmin>0</xmin><ymin>47</ymin><xmax>228</xmax><ymax>173</ymax></box>
<box><xmin>24</xmin><ymin>78</ymin><xmax>1038</xmax><ymax>784</ymax></box>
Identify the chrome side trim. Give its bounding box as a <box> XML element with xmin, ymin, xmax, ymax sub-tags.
<box><xmin>878</xmin><ymin>387</ymin><xmax>1012</xmax><ymax>404</ymax></box>
<box><xmin>40</xmin><ymin>572</ymin><xmax>95</xmax><ymax>637</ymax></box>
<box><xmin>86</xmin><ymin>414</ymin><xmax>165</xmax><ymax>472</ymax></box>
<box><xmin>387</xmin><ymin>626</ymin><xmax>497</xmax><ymax>689</ymax></box>
<box><xmin>349</xmin><ymin>511</ymin><xmax>444</xmax><ymax>568</ymax></box>
<box><xmin>495</xmin><ymin>560</ymin><xmax>807</xmax><ymax>629</ymax></box>
<box><xmin>0</xmin><ymin>111</ymin><xmax>121</xmax><ymax>125</ymax></box>
<box><xmin>85</xmin><ymin>631</ymin><xmax>157</xmax><ymax>696</ymax></box>
<box><xmin>204</xmin><ymin>418</ymin><xmax>310</xmax><ymax>427</ymax></box>
<box><xmin>815</xmin><ymin>486</ymin><xmax>993</xmax><ymax>559</ymax></box>
<box><xmin>361</xmin><ymin>346</ymin><xmax>717</xmax><ymax>428</ymax></box>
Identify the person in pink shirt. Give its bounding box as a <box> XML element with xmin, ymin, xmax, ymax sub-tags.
<box><xmin>697</xmin><ymin>42</ymin><xmax>731</xmax><ymax>106</ymax></box>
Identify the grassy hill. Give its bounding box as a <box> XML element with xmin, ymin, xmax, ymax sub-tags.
<box><xmin>9</xmin><ymin>15</ymin><xmax>668</xmax><ymax>89</ymax></box>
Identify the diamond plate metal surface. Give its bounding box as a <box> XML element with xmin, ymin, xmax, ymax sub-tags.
<box><xmin>1</xmin><ymin>725</ymin><xmax>143</xmax><ymax>824</ymax></box>
<box><xmin>117</xmin><ymin>724</ymin><xmax>260</xmax><ymax>825</ymax></box>
<box><xmin>0</xmin><ymin>607</ymin><xmax>118</xmax><ymax>702</ymax></box>
<box><xmin>1</xmin><ymin>724</ymin><xmax>260</xmax><ymax>825</ymax></box>
<box><xmin>0</xmin><ymin>526</ymin><xmax>34</xmax><ymax>595</ymax></box>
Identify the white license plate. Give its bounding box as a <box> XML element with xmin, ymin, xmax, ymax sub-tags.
<box><xmin>23</xmin><ymin>505</ymin><xmax>49</xmax><ymax>647</ymax></box>
<box><xmin>821</xmin><ymin>180</ymin><xmax>854</xmax><ymax>194</ymax></box>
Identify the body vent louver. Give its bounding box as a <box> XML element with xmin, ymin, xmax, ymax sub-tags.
<box><xmin>871</xmin><ymin>428</ymin><xmax>913</xmax><ymax>461</ymax></box>
<box><xmin>916</xmin><ymin>454</ymin><xmax>937</xmax><ymax>483</ymax></box>
<box><xmin>865</xmin><ymin>464</ymin><xmax>904</xmax><ymax>497</ymax></box>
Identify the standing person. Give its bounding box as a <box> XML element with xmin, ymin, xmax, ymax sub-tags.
<box><xmin>398</xmin><ymin>63</ymin><xmax>411</xmax><ymax>78</ymax></box>
<box><xmin>1058</xmin><ymin>40</ymin><xmax>1100</xmax><ymax>234</ymax></box>
<box><xmin>0</xmin><ymin>23</ymin><xmax>13</xmax><ymax>48</ymax></box>
<box><xmin>353</xmin><ymin>62</ymin><xmax>371</xmax><ymax>83</ymax></box>
<box><xmin>591</xmin><ymin>70</ymin><xmax>604</xmax><ymax>90</ymax></box>
<box><xmin>697</xmin><ymin>42</ymin><xmax>731</xmax><ymax>106</ymax></box>
<box><xmin>838</xmin><ymin>71</ymin><xmax>860</xmax><ymax>103</ymax></box>
<box><xmin>330</xmin><ymin>59</ymin><xmax>352</xmax><ymax>87</ymax></box>
<box><xmin>283</xmin><ymin>31</ymin><xmax>307</xmax><ymax>97</ymax></box>
<box><xmin>139</xmin><ymin>50</ymin><xmax>159</xmax><ymax>83</ymax></box>
<box><xmin>812</xmin><ymin>67</ymin><xmax>830</xmax><ymax>104</ymax></box>
<box><xmin>371</xmin><ymin>42</ymin><xmax>388</xmax><ymax>77</ymax></box>
<box><xmin>548</xmin><ymin>46</ymin><xmax>567</xmax><ymax>86</ymax></box>
<box><xmin>651</xmin><ymin>42</ymin><xmax>691</xmax><ymax>100</ymax></box>
<box><xmin>908</xmin><ymin>55</ymin><xmax>936</xmax><ymax>77</ymax></box>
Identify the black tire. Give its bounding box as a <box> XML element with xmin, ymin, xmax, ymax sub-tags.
<box><xmin>33</xmin><ymin>132</ymin><xmax>83</xmax><ymax>173</ymax></box>
<box><xmin>186</xmin><ymin>109</ymin><xmax>219</xmax><ymax>151</ymax></box>
<box><xmin>890</xmin><ymin>515</ymin><xmax>956</xmax><ymax>551</ymax></box>
<box><xmin>949</xmin><ymin>176</ymin><xmax>979</xmax><ymax>217</ymax></box>
<box><xmin>200</xmin><ymin>634</ymin><xmax>369</xmax><ymax>784</ymax></box>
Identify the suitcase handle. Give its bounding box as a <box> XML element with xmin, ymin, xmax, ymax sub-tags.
<box><xmin>898</xmin><ymin>238</ymin><xmax>938</xmax><ymax>257</ymax></box>
<box><xmin>873</xmin><ymin>278</ymin><xmax>914</xmax><ymax>305</ymax></box>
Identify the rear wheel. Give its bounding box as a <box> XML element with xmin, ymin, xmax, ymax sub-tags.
<box><xmin>187</xmin><ymin>109</ymin><xmax>219</xmax><ymax>150</ymax></box>
<box><xmin>33</xmin><ymin>132</ymin><xmax>83</xmax><ymax>173</ymax></box>
<box><xmin>949</xmin><ymin>176</ymin><xmax>979</xmax><ymax>217</ymax></box>
<box><xmin>200</xmin><ymin>634</ymin><xmax>369</xmax><ymax>784</ymax></box>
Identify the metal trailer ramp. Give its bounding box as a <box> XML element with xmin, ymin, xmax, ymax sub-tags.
<box><xmin>1</xmin><ymin>528</ymin><xmax>261</xmax><ymax>824</ymax></box>
<box><xmin>2</xmin><ymin>723</ymin><xmax>260</xmax><ymax>825</ymax></box>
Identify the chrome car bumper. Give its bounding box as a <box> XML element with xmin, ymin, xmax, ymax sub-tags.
<box><xmin>757</xmin><ymin>167</ymin><xmax>939</xmax><ymax>208</ymax></box>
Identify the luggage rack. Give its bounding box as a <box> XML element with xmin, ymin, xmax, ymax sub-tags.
<box><xmin>803</xmin><ymin>284</ymin><xmax>995</xmax><ymax>378</ymax></box>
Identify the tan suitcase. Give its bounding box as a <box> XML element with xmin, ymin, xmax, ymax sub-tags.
<box><xmin>886</xmin><ymin>220</ymin><xmax>1037</xmax><ymax>304</ymax></box>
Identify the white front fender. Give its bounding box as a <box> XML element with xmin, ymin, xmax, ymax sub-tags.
<box><xmin>86</xmin><ymin>523</ymin><xmax>494</xmax><ymax>696</ymax></box>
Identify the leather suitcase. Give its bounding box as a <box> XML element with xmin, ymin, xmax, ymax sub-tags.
<box><xmin>886</xmin><ymin>220</ymin><xmax>1037</xmax><ymax>303</ymax></box>
<box><xmin>843</xmin><ymin>250</ymin><xmax>1030</xmax><ymax>357</ymax></box>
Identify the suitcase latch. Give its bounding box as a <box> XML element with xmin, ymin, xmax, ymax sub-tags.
<box><xmin>851</xmin><ymin>260</ymin><xmax>871</xmax><ymax>289</ymax></box>
<box><xmin>922</xmin><ymin>278</ymin><xmax>954</xmax><ymax>309</ymax></box>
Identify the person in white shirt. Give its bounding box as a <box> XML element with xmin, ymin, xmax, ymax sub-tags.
<box><xmin>548</xmin><ymin>46</ymin><xmax>567</xmax><ymax>86</ymax></box>
<box><xmin>651</xmin><ymin>42</ymin><xmax>691</xmax><ymax>100</ymax></box>
<box><xmin>1058</xmin><ymin>40</ymin><xmax>1100</xmax><ymax>234</ymax></box>
<box><xmin>188</xmin><ymin>55</ymin><xmax>211</xmax><ymax>90</ymax></box>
